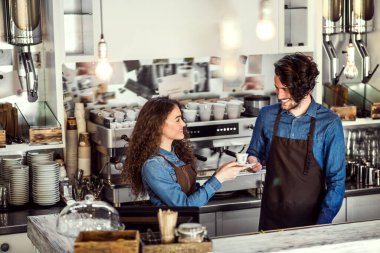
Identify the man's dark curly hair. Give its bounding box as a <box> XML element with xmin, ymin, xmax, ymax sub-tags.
<box><xmin>274</xmin><ymin>53</ymin><xmax>320</xmax><ymax>103</ymax></box>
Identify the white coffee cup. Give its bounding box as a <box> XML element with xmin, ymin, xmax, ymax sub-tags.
<box><xmin>114</xmin><ymin>111</ymin><xmax>126</xmax><ymax>123</ymax></box>
<box><xmin>198</xmin><ymin>103</ymin><xmax>212</xmax><ymax>121</ymax></box>
<box><xmin>226</xmin><ymin>101</ymin><xmax>245</xmax><ymax>119</ymax></box>
<box><xmin>185</xmin><ymin>102</ymin><xmax>200</xmax><ymax>110</ymax></box>
<box><xmin>125</xmin><ymin>109</ymin><xmax>137</xmax><ymax>121</ymax></box>
<box><xmin>182</xmin><ymin>109</ymin><xmax>197</xmax><ymax>122</ymax></box>
<box><xmin>212</xmin><ymin>103</ymin><xmax>226</xmax><ymax>120</ymax></box>
<box><xmin>236</xmin><ymin>153</ymin><xmax>248</xmax><ymax>165</ymax></box>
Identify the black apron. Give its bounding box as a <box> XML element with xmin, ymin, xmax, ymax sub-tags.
<box><xmin>259</xmin><ymin>109</ymin><xmax>325</xmax><ymax>231</ymax></box>
<box><xmin>157</xmin><ymin>154</ymin><xmax>197</xmax><ymax>196</ymax></box>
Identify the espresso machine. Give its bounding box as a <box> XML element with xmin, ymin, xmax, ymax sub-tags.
<box><xmin>87</xmin><ymin>108</ymin><xmax>264</xmax><ymax>207</ymax></box>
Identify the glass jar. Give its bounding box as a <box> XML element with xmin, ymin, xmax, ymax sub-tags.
<box><xmin>176</xmin><ymin>223</ymin><xmax>207</xmax><ymax>243</ymax></box>
<box><xmin>56</xmin><ymin>194</ymin><xmax>124</xmax><ymax>238</ymax></box>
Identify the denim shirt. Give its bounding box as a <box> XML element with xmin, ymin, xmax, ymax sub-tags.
<box><xmin>142</xmin><ymin>148</ymin><xmax>221</xmax><ymax>207</ymax></box>
<box><xmin>247</xmin><ymin>98</ymin><xmax>346</xmax><ymax>224</ymax></box>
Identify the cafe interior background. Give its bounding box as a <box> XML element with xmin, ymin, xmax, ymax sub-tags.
<box><xmin>1</xmin><ymin>0</ymin><xmax>380</xmax><ymax>252</ymax></box>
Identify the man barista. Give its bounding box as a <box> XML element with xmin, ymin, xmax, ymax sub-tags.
<box><xmin>247</xmin><ymin>53</ymin><xmax>346</xmax><ymax>230</ymax></box>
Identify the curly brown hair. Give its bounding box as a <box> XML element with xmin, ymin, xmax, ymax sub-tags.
<box><xmin>274</xmin><ymin>53</ymin><xmax>320</xmax><ymax>103</ymax></box>
<box><xmin>121</xmin><ymin>97</ymin><xmax>196</xmax><ymax>197</ymax></box>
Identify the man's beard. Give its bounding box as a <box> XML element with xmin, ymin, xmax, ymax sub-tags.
<box><xmin>280</xmin><ymin>98</ymin><xmax>299</xmax><ymax>111</ymax></box>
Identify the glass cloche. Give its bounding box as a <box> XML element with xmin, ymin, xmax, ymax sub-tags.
<box><xmin>57</xmin><ymin>195</ymin><xmax>125</xmax><ymax>237</ymax></box>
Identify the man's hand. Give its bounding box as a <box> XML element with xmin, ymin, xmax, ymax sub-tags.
<box><xmin>247</xmin><ymin>155</ymin><xmax>262</xmax><ymax>172</ymax></box>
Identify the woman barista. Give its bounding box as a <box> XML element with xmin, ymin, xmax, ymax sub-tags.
<box><xmin>122</xmin><ymin>97</ymin><xmax>246</xmax><ymax>207</ymax></box>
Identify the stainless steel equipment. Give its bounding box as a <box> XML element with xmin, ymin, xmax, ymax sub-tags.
<box><xmin>3</xmin><ymin>0</ymin><xmax>42</xmax><ymax>102</ymax></box>
<box><xmin>87</xmin><ymin>110</ymin><xmax>263</xmax><ymax>207</ymax></box>
<box><xmin>243</xmin><ymin>95</ymin><xmax>270</xmax><ymax>117</ymax></box>
<box><xmin>346</xmin><ymin>0</ymin><xmax>378</xmax><ymax>84</ymax></box>
<box><xmin>322</xmin><ymin>0</ymin><xmax>345</xmax><ymax>85</ymax></box>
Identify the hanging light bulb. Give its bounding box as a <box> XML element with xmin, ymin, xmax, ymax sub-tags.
<box><xmin>344</xmin><ymin>38</ymin><xmax>359</xmax><ymax>79</ymax></box>
<box><xmin>256</xmin><ymin>0</ymin><xmax>275</xmax><ymax>41</ymax></box>
<box><xmin>95</xmin><ymin>0</ymin><xmax>112</xmax><ymax>81</ymax></box>
<box><xmin>95</xmin><ymin>35</ymin><xmax>112</xmax><ymax>81</ymax></box>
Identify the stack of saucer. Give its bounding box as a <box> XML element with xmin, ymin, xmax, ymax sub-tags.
<box><xmin>32</xmin><ymin>161</ymin><xmax>60</xmax><ymax>206</ymax></box>
<box><xmin>27</xmin><ymin>150</ymin><xmax>54</xmax><ymax>167</ymax></box>
<box><xmin>1</xmin><ymin>155</ymin><xmax>23</xmax><ymax>181</ymax></box>
<box><xmin>9</xmin><ymin>165</ymin><xmax>29</xmax><ymax>206</ymax></box>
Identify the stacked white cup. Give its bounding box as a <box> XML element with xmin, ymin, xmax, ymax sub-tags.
<box><xmin>226</xmin><ymin>101</ymin><xmax>245</xmax><ymax>119</ymax></box>
<box><xmin>198</xmin><ymin>103</ymin><xmax>212</xmax><ymax>121</ymax></box>
<box><xmin>212</xmin><ymin>103</ymin><xmax>226</xmax><ymax>120</ymax></box>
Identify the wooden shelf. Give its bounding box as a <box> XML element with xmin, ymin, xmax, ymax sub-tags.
<box><xmin>342</xmin><ymin>118</ymin><xmax>380</xmax><ymax>127</ymax></box>
<box><xmin>0</xmin><ymin>143</ymin><xmax>64</xmax><ymax>156</ymax></box>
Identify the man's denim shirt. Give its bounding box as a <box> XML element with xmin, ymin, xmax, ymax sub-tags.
<box><xmin>142</xmin><ymin>148</ymin><xmax>221</xmax><ymax>207</ymax></box>
<box><xmin>247</xmin><ymin>99</ymin><xmax>346</xmax><ymax>224</ymax></box>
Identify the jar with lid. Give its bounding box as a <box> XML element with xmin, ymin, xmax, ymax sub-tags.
<box><xmin>175</xmin><ymin>223</ymin><xmax>207</xmax><ymax>243</ymax></box>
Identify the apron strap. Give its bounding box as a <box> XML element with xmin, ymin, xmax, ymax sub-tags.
<box><xmin>303</xmin><ymin>117</ymin><xmax>316</xmax><ymax>175</ymax></box>
<box><xmin>156</xmin><ymin>153</ymin><xmax>177</xmax><ymax>168</ymax></box>
<box><xmin>273</xmin><ymin>108</ymin><xmax>282</xmax><ymax>137</ymax></box>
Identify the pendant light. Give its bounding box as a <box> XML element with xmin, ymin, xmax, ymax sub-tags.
<box><xmin>95</xmin><ymin>0</ymin><xmax>112</xmax><ymax>81</ymax></box>
<box><xmin>344</xmin><ymin>36</ymin><xmax>359</xmax><ymax>79</ymax></box>
<box><xmin>256</xmin><ymin>0</ymin><xmax>275</xmax><ymax>41</ymax></box>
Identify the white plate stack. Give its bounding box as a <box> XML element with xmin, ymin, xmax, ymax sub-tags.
<box><xmin>1</xmin><ymin>155</ymin><xmax>23</xmax><ymax>181</ymax></box>
<box><xmin>27</xmin><ymin>151</ymin><xmax>55</xmax><ymax>190</ymax></box>
<box><xmin>32</xmin><ymin>161</ymin><xmax>60</xmax><ymax>206</ymax></box>
<box><xmin>9</xmin><ymin>165</ymin><xmax>29</xmax><ymax>206</ymax></box>
<box><xmin>27</xmin><ymin>151</ymin><xmax>54</xmax><ymax>167</ymax></box>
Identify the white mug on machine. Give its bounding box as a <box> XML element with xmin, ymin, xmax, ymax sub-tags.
<box><xmin>182</xmin><ymin>109</ymin><xmax>197</xmax><ymax>122</ymax></box>
<box><xmin>185</xmin><ymin>102</ymin><xmax>200</xmax><ymax>110</ymax></box>
<box><xmin>212</xmin><ymin>103</ymin><xmax>226</xmax><ymax>120</ymax></box>
<box><xmin>198</xmin><ymin>103</ymin><xmax>212</xmax><ymax>121</ymax></box>
<box><xmin>226</xmin><ymin>101</ymin><xmax>245</xmax><ymax>119</ymax></box>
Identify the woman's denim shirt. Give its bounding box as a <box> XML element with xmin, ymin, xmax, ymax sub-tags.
<box><xmin>142</xmin><ymin>148</ymin><xmax>221</xmax><ymax>207</ymax></box>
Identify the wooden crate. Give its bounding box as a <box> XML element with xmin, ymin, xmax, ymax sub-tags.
<box><xmin>141</xmin><ymin>235</ymin><xmax>212</xmax><ymax>253</ymax></box>
<box><xmin>330</xmin><ymin>106</ymin><xmax>357</xmax><ymax>121</ymax></box>
<box><xmin>74</xmin><ymin>230</ymin><xmax>139</xmax><ymax>253</ymax></box>
<box><xmin>0</xmin><ymin>130</ymin><xmax>5</xmax><ymax>146</ymax></box>
<box><xmin>371</xmin><ymin>103</ymin><xmax>380</xmax><ymax>119</ymax></box>
<box><xmin>29</xmin><ymin>127</ymin><xmax>62</xmax><ymax>145</ymax></box>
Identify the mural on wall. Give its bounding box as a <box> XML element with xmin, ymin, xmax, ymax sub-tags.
<box><xmin>124</xmin><ymin>59</ymin><xmax>210</xmax><ymax>99</ymax></box>
<box><xmin>61</xmin><ymin>55</ymin><xmax>265</xmax><ymax>115</ymax></box>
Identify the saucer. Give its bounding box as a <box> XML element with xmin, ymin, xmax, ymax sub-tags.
<box><xmin>237</xmin><ymin>162</ymin><xmax>255</xmax><ymax>168</ymax></box>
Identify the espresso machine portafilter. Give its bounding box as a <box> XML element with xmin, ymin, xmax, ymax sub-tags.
<box><xmin>3</xmin><ymin>0</ymin><xmax>42</xmax><ymax>102</ymax></box>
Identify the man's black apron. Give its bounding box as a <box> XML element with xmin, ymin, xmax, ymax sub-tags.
<box><xmin>259</xmin><ymin>108</ymin><xmax>325</xmax><ymax>231</ymax></box>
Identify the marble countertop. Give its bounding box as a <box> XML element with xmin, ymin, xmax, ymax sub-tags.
<box><xmin>212</xmin><ymin>219</ymin><xmax>380</xmax><ymax>253</ymax></box>
<box><xmin>28</xmin><ymin>214</ymin><xmax>380</xmax><ymax>253</ymax></box>
<box><xmin>1</xmin><ymin>183</ymin><xmax>380</xmax><ymax>236</ymax></box>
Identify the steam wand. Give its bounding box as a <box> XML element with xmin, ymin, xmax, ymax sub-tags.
<box><xmin>333</xmin><ymin>66</ymin><xmax>345</xmax><ymax>85</ymax></box>
<box><xmin>362</xmin><ymin>64</ymin><xmax>379</xmax><ymax>84</ymax></box>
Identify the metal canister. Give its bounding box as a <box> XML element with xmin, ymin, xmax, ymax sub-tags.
<box><xmin>374</xmin><ymin>169</ymin><xmax>380</xmax><ymax>186</ymax></box>
<box><xmin>346</xmin><ymin>160</ymin><xmax>356</xmax><ymax>181</ymax></box>
<box><xmin>366</xmin><ymin>167</ymin><xmax>375</xmax><ymax>186</ymax></box>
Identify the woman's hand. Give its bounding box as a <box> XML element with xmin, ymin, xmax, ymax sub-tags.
<box><xmin>214</xmin><ymin>161</ymin><xmax>247</xmax><ymax>183</ymax></box>
<box><xmin>247</xmin><ymin>155</ymin><xmax>262</xmax><ymax>172</ymax></box>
